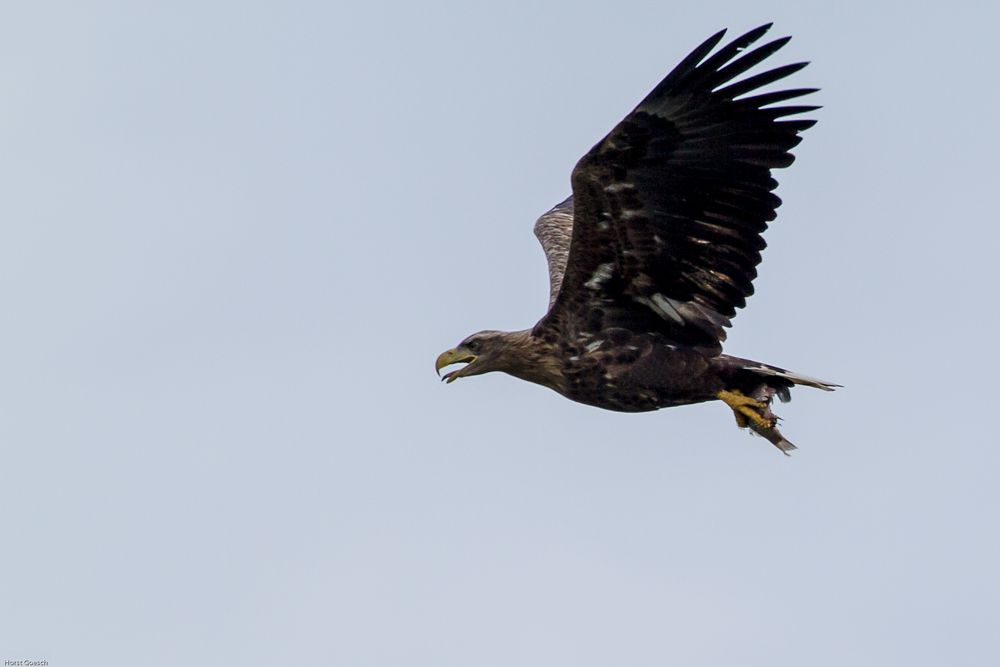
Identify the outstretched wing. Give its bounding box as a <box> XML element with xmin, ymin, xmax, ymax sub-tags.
<box><xmin>533</xmin><ymin>196</ymin><xmax>574</xmax><ymax>308</ymax></box>
<box><xmin>536</xmin><ymin>24</ymin><xmax>817</xmax><ymax>353</ymax></box>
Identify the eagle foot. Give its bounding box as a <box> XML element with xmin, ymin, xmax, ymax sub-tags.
<box><xmin>716</xmin><ymin>389</ymin><xmax>777</xmax><ymax>431</ymax></box>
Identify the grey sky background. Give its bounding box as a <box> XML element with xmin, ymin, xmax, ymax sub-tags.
<box><xmin>2</xmin><ymin>1</ymin><xmax>998</xmax><ymax>665</ymax></box>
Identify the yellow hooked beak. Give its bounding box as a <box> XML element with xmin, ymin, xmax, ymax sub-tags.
<box><xmin>435</xmin><ymin>346</ymin><xmax>477</xmax><ymax>383</ymax></box>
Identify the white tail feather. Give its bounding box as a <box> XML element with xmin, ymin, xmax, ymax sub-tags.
<box><xmin>725</xmin><ymin>355</ymin><xmax>840</xmax><ymax>392</ymax></box>
<box><xmin>751</xmin><ymin>366</ymin><xmax>839</xmax><ymax>391</ymax></box>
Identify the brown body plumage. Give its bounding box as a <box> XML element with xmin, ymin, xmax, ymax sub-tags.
<box><xmin>436</xmin><ymin>25</ymin><xmax>838</xmax><ymax>454</ymax></box>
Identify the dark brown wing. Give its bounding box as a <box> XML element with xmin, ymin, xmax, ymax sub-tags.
<box><xmin>535</xmin><ymin>25</ymin><xmax>817</xmax><ymax>353</ymax></box>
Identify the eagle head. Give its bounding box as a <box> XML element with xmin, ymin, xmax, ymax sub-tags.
<box><xmin>435</xmin><ymin>330</ymin><xmax>506</xmax><ymax>383</ymax></box>
<box><xmin>436</xmin><ymin>329</ymin><xmax>565</xmax><ymax>392</ymax></box>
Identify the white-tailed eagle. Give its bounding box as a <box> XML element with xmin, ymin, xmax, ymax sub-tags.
<box><xmin>436</xmin><ymin>25</ymin><xmax>837</xmax><ymax>454</ymax></box>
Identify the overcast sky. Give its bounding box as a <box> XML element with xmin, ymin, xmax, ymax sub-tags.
<box><xmin>2</xmin><ymin>1</ymin><xmax>999</xmax><ymax>666</ymax></box>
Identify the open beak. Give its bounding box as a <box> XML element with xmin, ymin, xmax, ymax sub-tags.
<box><xmin>435</xmin><ymin>347</ymin><xmax>477</xmax><ymax>383</ymax></box>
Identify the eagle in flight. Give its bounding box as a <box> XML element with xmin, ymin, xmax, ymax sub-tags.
<box><xmin>436</xmin><ymin>24</ymin><xmax>837</xmax><ymax>454</ymax></box>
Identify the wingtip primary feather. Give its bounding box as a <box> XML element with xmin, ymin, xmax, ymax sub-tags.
<box><xmin>708</xmin><ymin>36</ymin><xmax>795</xmax><ymax>90</ymax></box>
<box><xmin>718</xmin><ymin>61</ymin><xmax>810</xmax><ymax>100</ymax></box>
<box><xmin>654</xmin><ymin>27</ymin><xmax>729</xmax><ymax>92</ymax></box>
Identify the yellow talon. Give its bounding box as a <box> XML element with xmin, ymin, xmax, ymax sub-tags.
<box><xmin>716</xmin><ymin>389</ymin><xmax>775</xmax><ymax>431</ymax></box>
<box><xmin>716</xmin><ymin>389</ymin><xmax>766</xmax><ymax>410</ymax></box>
